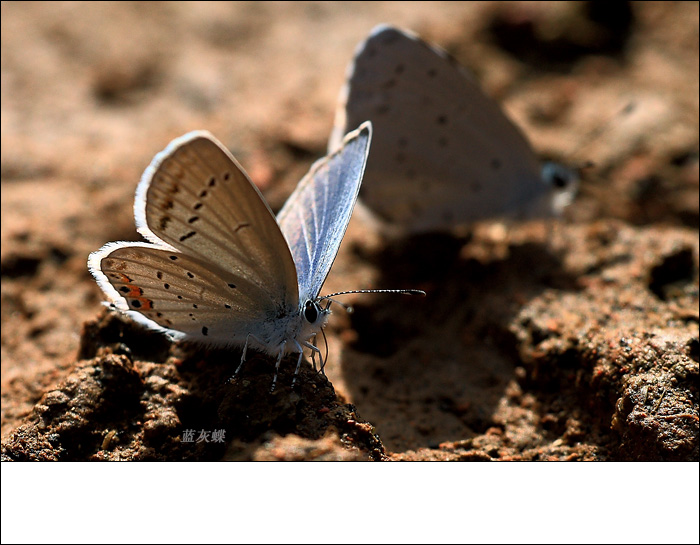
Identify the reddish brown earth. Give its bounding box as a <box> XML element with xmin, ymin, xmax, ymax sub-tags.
<box><xmin>2</xmin><ymin>2</ymin><xmax>698</xmax><ymax>461</ymax></box>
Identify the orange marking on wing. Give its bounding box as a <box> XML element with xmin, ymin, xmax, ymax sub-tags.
<box><xmin>123</xmin><ymin>285</ymin><xmax>143</xmax><ymax>297</ymax></box>
<box><xmin>128</xmin><ymin>293</ymin><xmax>153</xmax><ymax>310</ymax></box>
<box><xmin>136</xmin><ymin>297</ymin><xmax>153</xmax><ymax>310</ymax></box>
<box><xmin>116</xmin><ymin>277</ymin><xmax>154</xmax><ymax>311</ymax></box>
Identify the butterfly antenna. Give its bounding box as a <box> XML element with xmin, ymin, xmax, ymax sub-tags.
<box><xmin>318</xmin><ymin>289</ymin><xmax>425</xmax><ymax>316</ymax></box>
<box><xmin>316</xmin><ymin>290</ymin><xmax>425</xmax><ymax>314</ymax></box>
<box><xmin>566</xmin><ymin>101</ymin><xmax>636</xmax><ymax>168</ymax></box>
<box><xmin>320</xmin><ymin>288</ymin><xmax>426</xmax><ymax>299</ymax></box>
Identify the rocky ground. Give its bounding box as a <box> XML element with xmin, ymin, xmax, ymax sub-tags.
<box><xmin>2</xmin><ymin>2</ymin><xmax>697</xmax><ymax>461</ymax></box>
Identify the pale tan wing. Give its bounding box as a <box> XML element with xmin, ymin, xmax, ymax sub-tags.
<box><xmin>134</xmin><ymin>131</ymin><xmax>299</xmax><ymax>311</ymax></box>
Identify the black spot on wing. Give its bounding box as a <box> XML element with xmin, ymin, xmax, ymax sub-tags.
<box><xmin>158</xmin><ymin>216</ymin><xmax>171</xmax><ymax>231</ymax></box>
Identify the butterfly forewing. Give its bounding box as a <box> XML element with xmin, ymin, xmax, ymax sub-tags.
<box><xmin>330</xmin><ymin>25</ymin><xmax>545</xmax><ymax>232</ymax></box>
<box><xmin>136</xmin><ymin>132</ymin><xmax>299</xmax><ymax>310</ymax></box>
<box><xmin>277</xmin><ymin>122</ymin><xmax>372</xmax><ymax>302</ymax></box>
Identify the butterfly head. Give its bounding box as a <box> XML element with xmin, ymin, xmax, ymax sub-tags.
<box><xmin>292</xmin><ymin>299</ymin><xmax>332</xmax><ymax>348</ymax></box>
<box><xmin>542</xmin><ymin>161</ymin><xmax>580</xmax><ymax>214</ymax></box>
<box><xmin>303</xmin><ymin>299</ymin><xmax>331</xmax><ymax>327</ymax></box>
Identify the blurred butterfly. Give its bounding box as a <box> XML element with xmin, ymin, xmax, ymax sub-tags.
<box><xmin>329</xmin><ymin>24</ymin><xmax>578</xmax><ymax>234</ymax></box>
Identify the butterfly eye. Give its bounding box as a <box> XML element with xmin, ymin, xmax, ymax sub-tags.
<box><xmin>541</xmin><ymin>162</ymin><xmax>576</xmax><ymax>192</ymax></box>
<box><xmin>552</xmin><ymin>173</ymin><xmax>569</xmax><ymax>189</ymax></box>
<box><xmin>304</xmin><ymin>300</ymin><xmax>320</xmax><ymax>323</ymax></box>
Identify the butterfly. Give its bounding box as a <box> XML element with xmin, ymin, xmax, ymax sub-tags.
<box><xmin>89</xmin><ymin>122</ymin><xmax>380</xmax><ymax>390</ymax></box>
<box><xmin>329</xmin><ymin>24</ymin><xmax>578</xmax><ymax>234</ymax></box>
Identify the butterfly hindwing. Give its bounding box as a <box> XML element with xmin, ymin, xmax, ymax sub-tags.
<box><xmin>89</xmin><ymin>241</ymin><xmax>285</xmax><ymax>345</ymax></box>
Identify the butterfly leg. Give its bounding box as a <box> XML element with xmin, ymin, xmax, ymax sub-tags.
<box><xmin>234</xmin><ymin>334</ymin><xmax>251</xmax><ymax>376</ymax></box>
<box><xmin>303</xmin><ymin>339</ymin><xmax>324</xmax><ymax>376</ymax></box>
<box><xmin>270</xmin><ymin>340</ymin><xmax>287</xmax><ymax>393</ymax></box>
<box><xmin>231</xmin><ymin>333</ymin><xmax>262</xmax><ymax>383</ymax></box>
<box><xmin>307</xmin><ymin>335</ymin><xmax>319</xmax><ymax>371</ymax></box>
<box><xmin>291</xmin><ymin>340</ymin><xmax>306</xmax><ymax>389</ymax></box>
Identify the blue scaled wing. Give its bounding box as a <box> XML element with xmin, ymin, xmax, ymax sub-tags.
<box><xmin>277</xmin><ymin>121</ymin><xmax>372</xmax><ymax>302</ymax></box>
